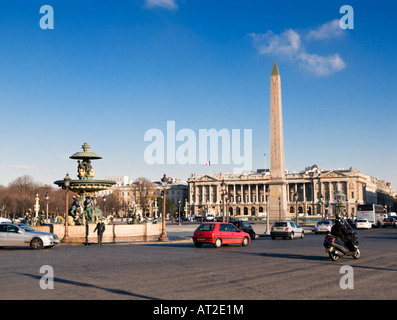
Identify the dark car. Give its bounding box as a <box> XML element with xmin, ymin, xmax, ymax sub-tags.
<box><xmin>381</xmin><ymin>218</ymin><xmax>396</xmax><ymax>228</ymax></box>
<box><xmin>231</xmin><ymin>220</ymin><xmax>256</xmax><ymax>240</ymax></box>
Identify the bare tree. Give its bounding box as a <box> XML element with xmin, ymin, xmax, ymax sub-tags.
<box><xmin>105</xmin><ymin>189</ymin><xmax>123</xmax><ymax>216</ymax></box>
<box><xmin>0</xmin><ymin>175</ymin><xmax>72</xmax><ymax>218</ymax></box>
<box><xmin>130</xmin><ymin>177</ymin><xmax>158</xmax><ymax>217</ymax></box>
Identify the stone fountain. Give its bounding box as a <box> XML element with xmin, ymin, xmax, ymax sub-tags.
<box><xmin>334</xmin><ymin>192</ymin><xmax>348</xmax><ymax>219</ymax></box>
<box><xmin>54</xmin><ymin>142</ymin><xmax>116</xmax><ymax>225</ymax></box>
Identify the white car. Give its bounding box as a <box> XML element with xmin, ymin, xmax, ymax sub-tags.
<box><xmin>0</xmin><ymin>223</ymin><xmax>60</xmax><ymax>249</ymax></box>
<box><xmin>356</xmin><ymin>219</ymin><xmax>372</xmax><ymax>229</ymax></box>
<box><xmin>270</xmin><ymin>221</ymin><xmax>304</xmax><ymax>240</ymax></box>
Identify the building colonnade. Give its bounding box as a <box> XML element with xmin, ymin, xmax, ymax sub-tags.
<box><xmin>187</xmin><ymin>167</ymin><xmax>387</xmax><ymax>220</ymax></box>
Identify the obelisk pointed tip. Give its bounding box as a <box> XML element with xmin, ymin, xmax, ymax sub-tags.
<box><xmin>271</xmin><ymin>60</ymin><xmax>279</xmax><ymax>76</ymax></box>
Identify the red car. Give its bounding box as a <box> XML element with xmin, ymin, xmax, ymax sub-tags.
<box><xmin>192</xmin><ymin>222</ymin><xmax>251</xmax><ymax>248</ymax></box>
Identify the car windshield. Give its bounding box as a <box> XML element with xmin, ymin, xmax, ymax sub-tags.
<box><xmin>17</xmin><ymin>224</ymin><xmax>35</xmax><ymax>232</ymax></box>
<box><xmin>196</xmin><ymin>224</ymin><xmax>215</xmax><ymax>231</ymax></box>
<box><xmin>318</xmin><ymin>221</ymin><xmax>330</xmax><ymax>225</ymax></box>
<box><xmin>357</xmin><ymin>220</ymin><xmax>367</xmax><ymax>223</ymax></box>
<box><xmin>274</xmin><ymin>222</ymin><xmax>287</xmax><ymax>227</ymax></box>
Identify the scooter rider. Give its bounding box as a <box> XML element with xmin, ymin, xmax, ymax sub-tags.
<box><xmin>331</xmin><ymin>218</ymin><xmax>356</xmax><ymax>251</ymax></box>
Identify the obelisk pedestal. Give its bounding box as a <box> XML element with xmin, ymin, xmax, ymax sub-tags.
<box><xmin>268</xmin><ymin>61</ymin><xmax>290</xmax><ymax>223</ymax></box>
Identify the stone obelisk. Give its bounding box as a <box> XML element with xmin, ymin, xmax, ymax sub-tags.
<box><xmin>268</xmin><ymin>60</ymin><xmax>289</xmax><ymax>223</ymax></box>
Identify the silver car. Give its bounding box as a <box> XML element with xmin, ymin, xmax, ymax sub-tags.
<box><xmin>0</xmin><ymin>223</ymin><xmax>60</xmax><ymax>249</ymax></box>
<box><xmin>314</xmin><ymin>220</ymin><xmax>334</xmax><ymax>234</ymax></box>
<box><xmin>270</xmin><ymin>221</ymin><xmax>305</xmax><ymax>240</ymax></box>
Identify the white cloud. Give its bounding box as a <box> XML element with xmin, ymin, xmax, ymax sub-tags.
<box><xmin>306</xmin><ymin>19</ymin><xmax>344</xmax><ymax>40</ymax></box>
<box><xmin>249</xmin><ymin>20</ymin><xmax>346</xmax><ymax>76</ymax></box>
<box><xmin>144</xmin><ymin>0</ymin><xmax>178</xmax><ymax>10</ymax></box>
<box><xmin>298</xmin><ymin>52</ymin><xmax>345</xmax><ymax>76</ymax></box>
<box><xmin>250</xmin><ymin>29</ymin><xmax>301</xmax><ymax>58</ymax></box>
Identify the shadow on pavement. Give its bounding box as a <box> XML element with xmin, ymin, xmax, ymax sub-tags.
<box><xmin>16</xmin><ymin>272</ymin><xmax>159</xmax><ymax>300</ymax></box>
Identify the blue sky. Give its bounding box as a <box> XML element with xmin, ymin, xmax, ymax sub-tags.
<box><xmin>0</xmin><ymin>0</ymin><xmax>396</xmax><ymax>189</ymax></box>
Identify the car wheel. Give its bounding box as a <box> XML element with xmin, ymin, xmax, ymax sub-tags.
<box><xmin>31</xmin><ymin>238</ymin><xmax>43</xmax><ymax>250</ymax></box>
<box><xmin>300</xmin><ymin>232</ymin><xmax>304</xmax><ymax>239</ymax></box>
<box><xmin>194</xmin><ymin>242</ymin><xmax>202</xmax><ymax>248</ymax></box>
<box><xmin>271</xmin><ymin>236</ymin><xmax>275</xmax><ymax>240</ymax></box>
<box><xmin>242</xmin><ymin>236</ymin><xmax>249</xmax><ymax>247</ymax></box>
<box><xmin>250</xmin><ymin>232</ymin><xmax>256</xmax><ymax>240</ymax></box>
<box><xmin>213</xmin><ymin>238</ymin><xmax>222</xmax><ymax>248</ymax></box>
<box><xmin>289</xmin><ymin>232</ymin><xmax>294</xmax><ymax>240</ymax></box>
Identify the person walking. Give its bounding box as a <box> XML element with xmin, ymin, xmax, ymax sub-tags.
<box><xmin>93</xmin><ymin>218</ymin><xmax>106</xmax><ymax>246</ymax></box>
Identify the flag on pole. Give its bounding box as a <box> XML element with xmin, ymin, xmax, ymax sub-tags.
<box><xmin>205</xmin><ymin>161</ymin><xmax>211</xmax><ymax>167</ymax></box>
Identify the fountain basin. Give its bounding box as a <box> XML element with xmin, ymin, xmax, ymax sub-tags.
<box><xmin>54</xmin><ymin>179</ymin><xmax>116</xmax><ymax>193</ymax></box>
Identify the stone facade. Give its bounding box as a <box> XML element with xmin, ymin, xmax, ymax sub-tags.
<box><xmin>34</xmin><ymin>223</ymin><xmax>161</xmax><ymax>243</ymax></box>
<box><xmin>187</xmin><ymin>166</ymin><xmax>395</xmax><ymax>219</ymax></box>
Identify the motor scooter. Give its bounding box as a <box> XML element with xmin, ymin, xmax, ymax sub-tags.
<box><xmin>323</xmin><ymin>232</ymin><xmax>360</xmax><ymax>261</ymax></box>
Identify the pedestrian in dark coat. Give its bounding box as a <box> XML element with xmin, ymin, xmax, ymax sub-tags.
<box><xmin>93</xmin><ymin>218</ymin><xmax>105</xmax><ymax>246</ymax></box>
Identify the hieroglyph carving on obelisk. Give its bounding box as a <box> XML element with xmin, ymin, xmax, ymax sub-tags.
<box><xmin>270</xmin><ymin>60</ymin><xmax>285</xmax><ymax>180</ymax></box>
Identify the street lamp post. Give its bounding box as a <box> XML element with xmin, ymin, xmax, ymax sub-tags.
<box><xmin>319</xmin><ymin>195</ymin><xmax>323</xmax><ymax>219</ymax></box>
<box><xmin>225</xmin><ymin>196</ymin><xmax>229</xmax><ymax>222</ymax></box>
<box><xmin>63</xmin><ymin>173</ymin><xmax>71</xmax><ymax>242</ymax></box>
<box><xmin>45</xmin><ymin>192</ymin><xmax>49</xmax><ymax>224</ymax></box>
<box><xmin>221</xmin><ymin>180</ymin><xmax>226</xmax><ymax>222</ymax></box>
<box><xmin>158</xmin><ymin>174</ymin><xmax>169</xmax><ymax>242</ymax></box>
<box><xmin>278</xmin><ymin>196</ymin><xmax>281</xmax><ymax>221</ymax></box>
<box><xmin>178</xmin><ymin>199</ymin><xmax>181</xmax><ymax>226</ymax></box>
<box><xmin>265</xmin><ymin>190</ymin><xmax>270</xmax><ymax>235</ymax></box>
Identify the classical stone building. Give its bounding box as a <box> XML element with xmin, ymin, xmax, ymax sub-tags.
<box><xmin>153</xmin><ymin>178</ymin><xmax>189</xmax><ymax>208</ymax></box>
<box><xmin>187</xmin><ymin>165</ymin><xmax>395</xmax><ymax>219</ymax></box>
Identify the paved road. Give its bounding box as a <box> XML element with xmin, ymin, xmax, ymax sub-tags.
<box><xmin>1</xmin><ymin>225</ymin><xmax>397</xmax><ymax>300</ymax></box>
